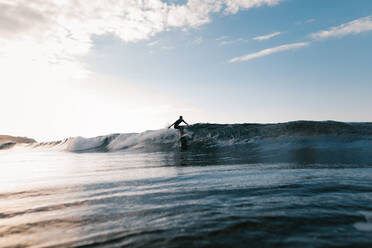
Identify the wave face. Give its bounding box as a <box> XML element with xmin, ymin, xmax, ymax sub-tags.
<box><xmin>28</xmin><ymin>121</ymin><xmax>372</xmax><ymax>155</ymax></box>
<box><xmin>32</xmin><ymin>129</ymin><xmax>181</xmax><ymax>152</ymax></box>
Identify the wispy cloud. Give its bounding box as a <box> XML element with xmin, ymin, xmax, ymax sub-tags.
<box><xmin>311</xmin><ymin>16</ymin><xmax>372</xmax><ymax>40</ymax></box>
<box><xmin>296</xmin><ymin>18</ymin><xmax>316</xmax><ymax>25</ymax></box>
<box><xmin>252</xmin><ymin>32</ymin><xmax>281</xmax><ymax>41</ymax></box>
<box><xmin>305</xmin><ymin>18</ymin><xmax>316</xmax><ymax>24</ymax></box>
<box><xmin>216</xmin><ymin>36</ymin><xmax>228</xmax><ymax>41</ymax></box>
<box><xmin>148</xmin><ymin>40</ymin><xmax>161</xmax><ymax>46</ymax></box>
<box><xmin>232</xmin><ymin>15</ymin><xmax>372</xmax><ymax>64</ymax></box>
<box><xmin>219</xmin><ymin>38</ymin><xmax>248</xmax><ymax>46</ymax></box>
<box><xmin>192</xmin><ymin>36</ymin><xmax>203</xmax><ymax>45</ymax></box>
<box><xmin>161</xmin><ymin>45</ymin><xmax>175</xmax><ymax>51</ymax></box>
<box><xmin>228</xmin><ymin>42</ymin><xmax>309</xmax><ymax>63</ymax></box>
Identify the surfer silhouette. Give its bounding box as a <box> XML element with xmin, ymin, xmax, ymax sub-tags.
<box><xmin>168</xmin><ymin>116</ymin><xmax>189</xmax><ymax>136</ymax></box>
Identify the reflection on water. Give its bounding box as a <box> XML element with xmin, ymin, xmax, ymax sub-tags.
<box><xmin>0</xmin><ymin>148</ymin><xmax>372</xmax><ymax>247</ymax></box>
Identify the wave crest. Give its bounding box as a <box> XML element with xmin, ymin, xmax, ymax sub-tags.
<box><xmin>25</xmin><ymin>121</ymin><xmax>372</xmax><ymax>153</ymax></box>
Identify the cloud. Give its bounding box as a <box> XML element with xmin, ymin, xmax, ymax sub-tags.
<box><xmin>192</xmin><ymin>36</ymin><xmax>203</xmax><ymax>45</ymax></box>
<box><xmin>296</xmin><ymin>18</ymin><xmax>316</xmax><ymax>25</ymax></box>
<box><xmin>305</xmin><ymin>18</ymin><xmax>316</xmax><ymax>24</ymax></box>
<box><xmin>216</xmin><ymin>36</ymin><xmax>228</xmax><ymax>41</ymax></box>
<box><xmin>0</xmin><ymin>0</ymin><xmax>283</xmax><ymax>43</ymax></box>
<box><xmin>0</xmin><ymin>0</ymin><xmax>283</xmax><ymax>77</ymax></box>
<box><xmin>148</xmin><ymin>39</ymin><xmax>161</xmax><ymax>46</ymax></box>
<box><xmin>252</xmin><ymin>31</ymin><xmax>281</xmax><ymax>41</ymax></box>
<box><xmin>229</xmin><ymin>42</ymin><xmax>309</xmax><ymax>63</ymax></box>
<box><xmin>311</xmin><ymin>16</ymin><xmax>372</xmax><ymax>40</ymax></box>
<box><xmin>161</xmin><ymin>45</ymin><xmax>175</xmax><ymax>50</ymax></box>
<box><xmin>0</xmin><ymin>2</ymin><xmax>47</xmax><ymax>37</ymax></box>
<box><xmin>219</xmin><ymin>37</ymin><xmax>247</xmax><ymax>46</ymax></box>
<box><xmin>223</xmin><ymin>0</ymin><xmax>282</xmax><ymax>14</ymax></box>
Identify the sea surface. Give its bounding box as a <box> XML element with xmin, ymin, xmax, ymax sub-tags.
<box><xmin>1</xmin><ymin>121</ymin><xmax>372</xmax><ymax>247</ymax></box>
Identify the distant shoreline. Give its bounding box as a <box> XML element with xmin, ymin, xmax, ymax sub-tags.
<box><xmin>0</xmin><ymin>135</ymin><xmax>36</xmax><ymax>145</ymax></box>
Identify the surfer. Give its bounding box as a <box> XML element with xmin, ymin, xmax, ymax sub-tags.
<box><xmin>168</xmin><ymin>116</ymin><xmax>189</xmax><ymax>136</ymax></box>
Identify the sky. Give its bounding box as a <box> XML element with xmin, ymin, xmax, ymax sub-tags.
<box><xmin>1</xmin><ymin>0</ymin><xmax>372</xmax><ymax>141</ymax></box>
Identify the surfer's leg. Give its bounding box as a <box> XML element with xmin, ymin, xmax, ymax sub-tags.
<box><xmin>180</xmin><ymin>126</ymin><xmax>184</xmax><ymax>136</ymax></box>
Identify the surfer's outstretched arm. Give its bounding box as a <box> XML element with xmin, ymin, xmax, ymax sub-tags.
<box><xmin>168</xmin><ymin>122</ymin><xmax>175</xmax><ymax>129</ymax></box>
<box><xmin>182</xmin><ymin>120</ymin><xmax>189</xmax><ymax>126</ymax></box>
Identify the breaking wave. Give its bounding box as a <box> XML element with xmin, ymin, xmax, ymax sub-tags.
<box><xmin>26</xmin><ymin>121</ymin><xmax>372</xmax><ymax>154</ymax></box>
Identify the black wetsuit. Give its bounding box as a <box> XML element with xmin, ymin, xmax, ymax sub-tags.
<box><xmin>174</xmin><ymin>119</ymin><xmax>183</xmax><ymax>129</ymax></box>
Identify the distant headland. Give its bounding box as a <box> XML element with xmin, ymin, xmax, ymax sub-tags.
<box><xmin>0</xmin><ymin>135</ymin><xmax>36</xmax><ymax>149</ymax></box>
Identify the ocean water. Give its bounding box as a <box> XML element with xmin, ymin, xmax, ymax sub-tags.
<box><xmin>1</xmin><ymin>121</ymin><xmax>372</xmax><ymax>247</ymax></box>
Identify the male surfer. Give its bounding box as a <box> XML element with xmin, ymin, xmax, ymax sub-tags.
<box><xmin>168</xmin><ymin>116</ymin><xmax>189</xmax><ymax>136</ymax></box>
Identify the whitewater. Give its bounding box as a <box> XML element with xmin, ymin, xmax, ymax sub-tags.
<box><xmin>1</xmin><ymin>121</ymin><xmax>372</xmax><ymax>247</ymax></box>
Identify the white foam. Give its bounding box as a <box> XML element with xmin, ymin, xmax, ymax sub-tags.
<box><xmin>65</xmin><ymin>136</ymin><xmax>109</xmax><ymax>152</ymax></box>
<box><xmin>354</xmin><ymin>223</ymin><xmax>372</xmax><ymax>232</ymax></box>
<box><xmin>108</xmin><ymin>128</ymin><xmax>179</xmax><ymax>151</ymax></box>
<box><xmin>354</xmin><ymin>211</ymin><xmax>372</xmax><ymax>232</ymax></box>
